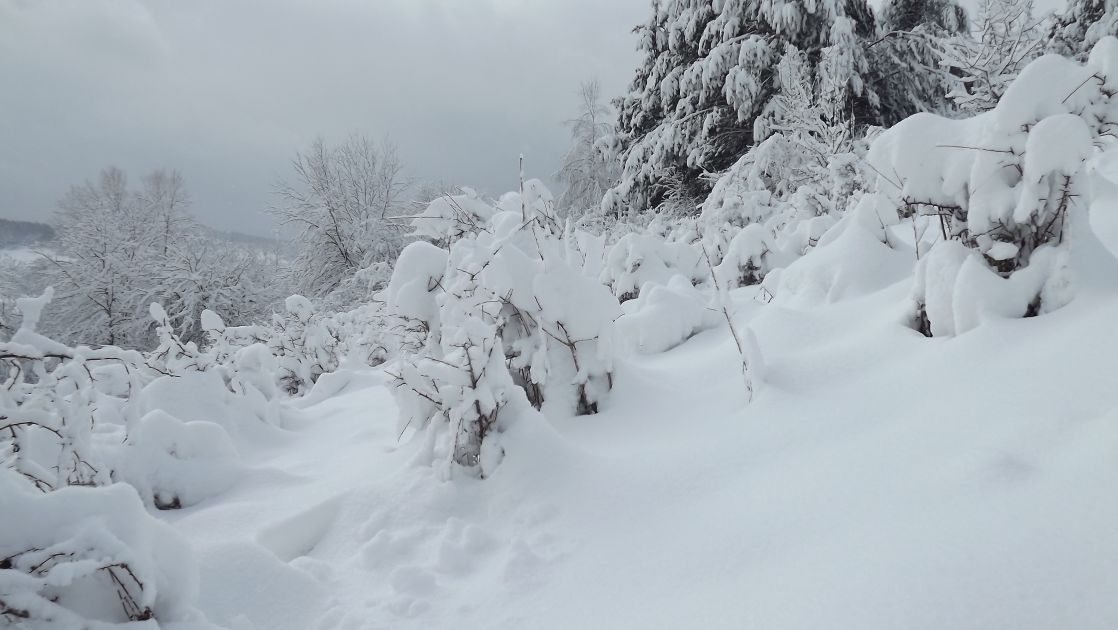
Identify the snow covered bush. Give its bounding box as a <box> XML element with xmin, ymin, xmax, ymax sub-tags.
<box><xmin>863</xmin><ymin>40</ymin><xmax>1118</xmax><ymax>335</ymax></box>
<box><xmin>0</xmin><ymin>290</ymin><xmax>217</xmax><ymax>627</ymax></box>
<box><xmin>0</xmin><ymin>480</ymin><xmax>211</xmax><ymax>627</ymax></box>
<box><xmin>600</xmin><ymin>233</ymin><xmax>704</xmax><ymax>302</ymax></box>
<box><xmin>108</xmin><ymin>409</ymin><xmax>241</xmax><ymax>510</ymax></box>
<box><xmin>615</xmin><ymin>275</ymin><xmax>720</xmax><ymax>354</ymax></box>
<box><xmin>2</xmin><ymin>289</ymin><xmax>134</xmax><ymax>492</ymax></box>
<box><xmin>388</xmin><ymin>179</ymin><xmax>621</xmax><ymax>475</ymax></box>
<box><xmin>199</xmin><ymin>290</ymin><xmax>392</xmax><ymax>400</ymax></box>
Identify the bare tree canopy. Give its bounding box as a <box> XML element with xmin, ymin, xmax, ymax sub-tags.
<box><xmin>555</xmin><ymin>80</ymin><xmax>619</xmax><ymax>218</ymax></box>
<box><xmin>271</xmin><ymin>134</ymin><xmax>411</xmax><ymax>298</ymax></box>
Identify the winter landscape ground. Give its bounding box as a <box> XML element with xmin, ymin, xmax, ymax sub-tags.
<box><xmin>5</xmin><ymin>0</ymin><xmax>1118</xmax><ymax>628</ymax></box>
<box><xmin>139</xmin><ymin>159</ymin><xmax>1118</xmax><ymax>630</ymax></box>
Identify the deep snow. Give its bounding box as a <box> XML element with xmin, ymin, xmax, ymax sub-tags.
<box><xmin>143</xmin><ymin>167</ymin><xmax>1118</xmax><ymax>629</ymax></box>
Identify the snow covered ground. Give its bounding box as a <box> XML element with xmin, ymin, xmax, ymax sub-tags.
<box><xmin>143</xmin><ymin>168</ymin><xmax>1118</xmax><ymax>630</ymax></box>
<box><xmin>0</xmin><ymin>247</ymin><xmax>49</xmax><ymax>265</ymax></box>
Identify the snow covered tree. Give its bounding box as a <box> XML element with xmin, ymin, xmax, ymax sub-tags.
<box><xmin>151</xmin><ymin>233</ymin><xmax>280</xmax><ymax>347</ymax></box>
<box><xmin>605</xmin><ymin>0</ymin><xmax>880</xmax><ymax>217</ymax></box>
<box><xmin>867</xmin><ymin>0</ymin><xmax>968</xmax><ymax>124</ymax></box>
<box><xmin>940</xmin><ymin>0</ymin><xmax>1045</xmax><ymax>113</ymax></box>
<box><xmin>1048</xmin><ymin>0</ymin><xmax>1118</xmax><ymax>60</ymax></box>
<box><xmin>37</xmin><ymin>167</ymin><xmax>278</xmax><ymax>349</ymax></box>
<box><xmin>137</xmin><ymin>168</ymin><xmax>191</xmax><ymax>256</ymax></box>
<box><xmin>555</xmin><ymin>80</ymin><xmax>620</xmax><ymax>218</ymax></box>
<box><xmin>877</xmin><ymin>0</ymin><xmax>967</xmax><ymax>32</ymax></box>
<box><xmin>271</xmin><ymin>134</ymin><xmax>411</xmax><ymax>298</ymax></box>
<box><xmin>42</xmin><ymin>167</ymin><xmax>153</xmax><ymax>347</ymax></box>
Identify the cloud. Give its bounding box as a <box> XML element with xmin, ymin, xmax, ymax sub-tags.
<box><xmin>0</xmin><ymin>0</ymin><xmax>647</xmax><ymax>234</ymax></box>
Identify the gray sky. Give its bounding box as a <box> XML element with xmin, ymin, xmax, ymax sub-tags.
<box><xmin>0</xmin><ymin>0</ymin><xmax>648</xmax><ymax>235</ymax></box>
<box><xmin>1</xmin><ymin>0</ymin><xmax>1068</xmax><ymax>236</ymax></box>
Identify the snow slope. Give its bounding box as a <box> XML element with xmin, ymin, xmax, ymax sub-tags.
<box><xmin>153</xmin><ymin>168</ymin><xmax>1118</xmax><ymax>630</ymax></box>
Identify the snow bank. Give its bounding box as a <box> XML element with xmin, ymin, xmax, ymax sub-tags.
<box><xmin>616</xmin><ymin>275</ymin><xmax>720</xmax><ymax>354</ymax></box>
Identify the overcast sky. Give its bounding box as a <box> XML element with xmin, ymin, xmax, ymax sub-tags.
<box><xmin>2</xmin><ymin>0</ymin><xmax>1069</xmax><ymax>236</ymax></box>
<box><xmin>0</xmin><ymin>0</ymin><xmax>648</xmax><ymax>235</ymax></box>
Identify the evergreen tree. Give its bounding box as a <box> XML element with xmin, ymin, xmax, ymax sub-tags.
<box><xmin>1047</xmin><ymin>0</ymin><xmax>1118</xmax><ymax>60</ymax></box>
<box><xmin>878</xmin><ymin>0</ymin><xmax>966</xmax><ymax>32</ymax></box>
<box><xmin>606</xmin><ymin>0</ymin><xmax>878</xmax><ymax>217</ymax></box>
<box><xmin>868</xmin><ymin>0</ymin><xmax>968</xmax><ymax>125</ymax></box>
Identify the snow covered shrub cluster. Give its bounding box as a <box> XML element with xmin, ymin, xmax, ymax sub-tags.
<box><xmin>201</xmin><ymin>293</ymin><xmax>391</xmax><ymax>397</ymax></box>
<box><xmin>0</xmin><ymin>291</ymin><xmax>216</xmax><ymax>627</ymax></box>
<box><xmin>862</xmin><ymin>39</ymin><xmax>1118</xmax><ymax>336</ymax></box>
<box><xmin>600</xmin><ymin>231</ymin><xmax>705</xmax><ymax>302</ymax></box>
<box><xmin>388</xmin><ymin>180</ymin><xmax>621</xmax><ymax>474</ymax></box>
<box><xmin>614</xmin><ymin>275</ymin><xmax>720</xmax><ymax>355</ymax></box>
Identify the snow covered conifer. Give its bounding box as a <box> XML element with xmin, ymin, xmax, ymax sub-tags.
<box><xmin>877</xmin><ymin>0</ymin><xmax>966</xmax><ymax>32</ymax></box>
<box><xmin>869</xmin><ymin>0</ymin><xmax>968</xmax><ymax>124</ymax></box>
<box><xmin>1048</xmin><ymin>0</ymin><xmax>1118</xmax><ymax>60</ymax></box>
<box><xmin>606</xmin><ymin>0</ymin><xmax>880</xmax><ymax>216</ymax></box>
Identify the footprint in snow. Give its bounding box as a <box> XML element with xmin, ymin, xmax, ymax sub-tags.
<box><xmin>435</xmin><ymin>517</ymin><xmax>497</xmax><ymax>575</ymax></box>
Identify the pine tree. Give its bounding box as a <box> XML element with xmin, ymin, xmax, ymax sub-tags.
<box><xmin>606</xmin><ymin>0</ymin><xmax>879</xmax><ymax>217</ymax></box>
<box><xmin>1047</xmin><ymin>0</ymin><xmax>1118</xmax><ymax>60</ymax></box>
<box><xmin>877</xmin><ymin>0</ymin><xmax>966</xmax><ymax>32</ymax></box>
<box><xmin>868</xmin><ymin>0</ymin><xmax>968</xmax><ymax>125</ymax></box>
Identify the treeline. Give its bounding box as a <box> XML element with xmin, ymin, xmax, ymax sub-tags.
<box><xmin>0</xmin><ymin>218</ymin><xmax>54</xmax><ymax>248</ymax></box>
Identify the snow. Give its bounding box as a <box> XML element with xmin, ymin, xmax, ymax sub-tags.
<box><xmin>0</xmin><ymin>246</ymin><xmax>50</xmax><ymax>265</ymax></box>
<box><xmin>1024</xmin><ymin>114</ymin><xmax>1094</xmax><ymax>177</ymax></box>
<box><xmin>150</xmin><ymin>232</ymin><xmax>1118</xmax><ymax>628</ymax></box>
<box><xmin>14</xmin><ymin>286</ymin><xmax>54</xmax><ymax>333</ymax></box>
<box><xmin>200</xmin><ymin>308</ymin><xmax>226</xmax><ymax>332</ymax></box>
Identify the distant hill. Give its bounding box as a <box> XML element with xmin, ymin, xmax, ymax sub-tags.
<box><xmin>0</xmin><ymin>218</ymin><xmax>54</xmax><ymax>248</ymax></box>
<box><xmin>0</xmin><ymin>217</ymin><xmax>276</xmax><ymax>251</ymax></box>
<box><xmin>201</xmin><ymin>226</ymin><xmax>281</xmax><ymax>248</ymax></box>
